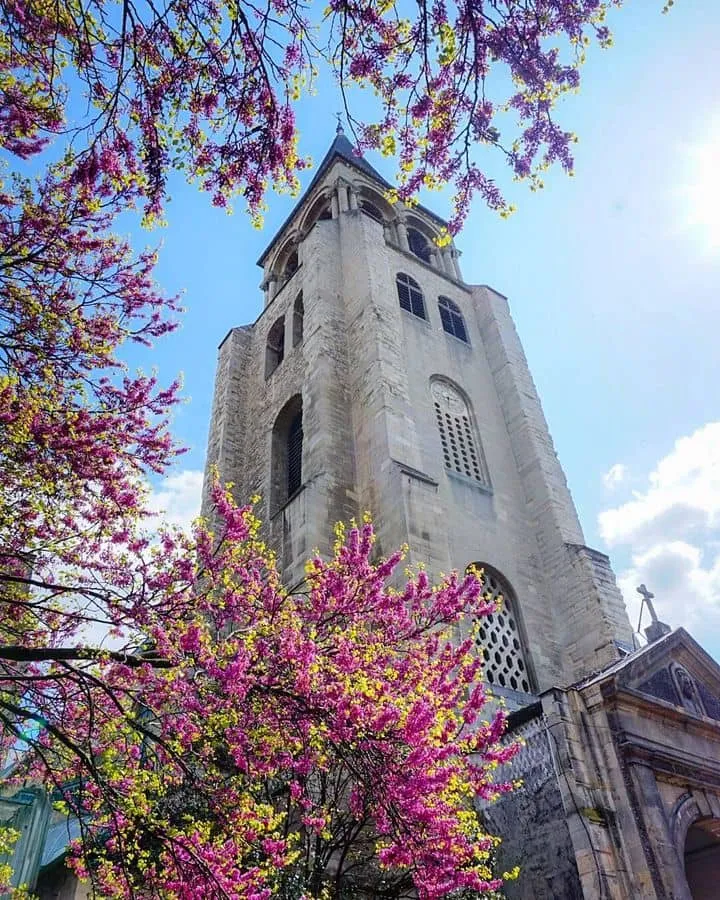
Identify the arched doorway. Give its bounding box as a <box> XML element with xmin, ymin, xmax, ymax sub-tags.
<box><xmin>684</xmin><ymin>817</ymin><xmax>720</xmax><ymax>899</ymax></box>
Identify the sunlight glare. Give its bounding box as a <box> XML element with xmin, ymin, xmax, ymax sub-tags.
<box><xmin>678</xmin><ymin>119</ymin><xmax>720</xmax><ymax>254</ymax></box>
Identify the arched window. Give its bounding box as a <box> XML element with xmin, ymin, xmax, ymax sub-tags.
<box><xmin>430</xmin><ymin>378</ymin><xmax>489</xmax><ymax>486</ymax></box>
<box><xmin>287</xmin><ymin>411</ymin><xmax>303</xmax><ymax>496</ymax></box>
<box><xmin>293</xmin><ymin>292</ymin><xmax>304</xmax><ymax>347</ymax></box>
<box><xmin>396</xmin><ymin>273</ymin><xmax>426</xmax><ymax>320</ymax></box>
<box><xmin>284</xmin><ymin>251</ymin><xmax>299</xmax><ymax>279</ymax></box>
<box><xmin>468</xmin><ymin>565</ymin><xmax>533</xmax><ymax>694</ymax></box>
<box><xmin>685</xmin><ymin>818</ymin><xmax>720</xmax><ymax>897</ymax></box>
<box><xmin>301</xmin><ymin>194</ymin><xmax>333</xmax><ymax>232</ymax></box>
<box><xmin>357</xmin><ymin>187</ymin><xmax>393</xmax><ymax>225</ymax></box>
<box><xmin>408</xmin><ymin>227</ymin><xmax>431</xmax><ymax>264</ymax></box>
<box><xmin>438</xmin><ymin>296</ymin><xmax>468</xmax><ymax>343</ymax></box>
<box><xmin>265</xmin><ymin>316</ymin><xmax>285</xmax><ymax>378</ymax></box>
<box><xmin>271</xmin><ymin>395</ymin><xmax>303</xmax><ymax>510</ymax></box>
<box><xmin>360</xmin><ymin>200</ymin><xmax>384</xmax><ymax>223</ymax></box>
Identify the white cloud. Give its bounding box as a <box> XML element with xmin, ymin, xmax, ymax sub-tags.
<box><xmin>599</xmin><ymin>423</ymin><xmax>720</xmax><ymax>547</ymax></box>
<box><xmin>598</xmin><ymin>423</ymin><xmax>720</xmax><ymax>648</ymax></box>
<box><xmin>602</xmin><ymin>463</ymin><xmax>627</xmax><ymax>491</ymax></box>
<box><xmin>147</xmin><ymin>469</ymin><xmax>204</xmax><ymax>532</ymax></box>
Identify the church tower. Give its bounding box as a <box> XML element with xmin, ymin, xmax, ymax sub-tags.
<box><xmin>203</xmin><ymin>125</ymin><xmax>633</xmax><ymax>699</ymax></box>
<box><xmin>203</xmin><ymin>129</ymin><xmax>720</xmax><ymax>900</ymax></box>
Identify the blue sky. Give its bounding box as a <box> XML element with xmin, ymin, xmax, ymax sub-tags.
<box><xmin>136</xmin><ymin>2</ymin><xmax>720</xmax><ymax>656</ymax></box>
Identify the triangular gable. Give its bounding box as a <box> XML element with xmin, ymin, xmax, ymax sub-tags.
<box><xmin>606</xmin><ymin>629</ymin><xmax>720</xmax><ymax>722</ymax></box>
<box><xmin>257</xmin><ymin>128</ymin><xmax>389</xmax><ymax>267</ymax></box>
<box><xmin>257</xmin><ymin>128</ymin><xmax>449</xmax><ymax>267</ymax></box>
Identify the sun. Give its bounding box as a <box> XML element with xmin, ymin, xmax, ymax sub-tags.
<box><xmin>679</xmin><ymin>120</ymin><xmax>720</xmax><ymax>253</ymax></box>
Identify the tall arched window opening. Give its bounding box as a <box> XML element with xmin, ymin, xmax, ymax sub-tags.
<box><xmin>302</xmin><ymin>195</ymin><xmax>332</xmax><ymax>231</ymax></box>
<box><xmin>360</xmin><ymin>200</ymin><xmax>384</xmax><ymax>223</ymax></box>
<box><xmin>408</xmin><ymin>227</ymin><xmax>431</xmax><ymax>263</ymax></box>
<box><xmin>293</xmin><ymin>292</ymin><xmax>304</xmax><ymax>347</ymax></box>
<box><xmin>284</xmin><ymin>250</ymin><xmax>299</xmax><ymax>279</ymax></box>
<box><xmin>685</xmin><ymin>818</ymin><xmax>720</xmax><ymax>897</ymax></box>
<box><xmin>438</xmin><ymin>296</ymin><xmax>468</xmax><ymax>343</ymax></box>
<box><xmin>468</xmin><ymin>565</ymin><xmax>533</xmax><ymax>694</ymax></box>
<box><xmin>287</xmin><ymin>412</ymin><xmax>303</xmax><ymax>496</ymax></box>
<box><xmin>265</xmin><ymin>316</ymin><xmax>285</xmax><ymax>378</ymax></box>
<box><xmin>396</xmin><ymin>273</ymin><xmax>426</xmax><ymax>320</ymax></box>
<box><xmin>430</xmin><ymin>378</ymin><xmax>489</xmax><ymax>486</ymax></box>
<box><xmin>271</xmin><ymin>395</ymin><xmax>303</xmax><ymax>511</ymax></box>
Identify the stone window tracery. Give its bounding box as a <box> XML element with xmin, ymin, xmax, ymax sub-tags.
<box><xmin>469</xmin><ymin>566</ymin><xmax>533</xmax><ymax>694</ymax></box>
<box><xmin>430</xmin><ymin>379</ymin><xmax>489</xmax><ymax>486</ymax></box>
<box><xmin>438</xmin><ymin>296</ymin><xmax>468</xmax><ymax>343</ymax></box>
<box><xmin>396</xmin><ymin>273</ymin><xmax>426</xmax><ymax>320</ymax></box>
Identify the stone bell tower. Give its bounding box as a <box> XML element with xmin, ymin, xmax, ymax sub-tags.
<box><xmin>203</xmin><ymin>123</ymin><xmax>633</xmax><ymax>701</ymax></box>
<box><xmin>204</xmin><ymin>128</ymin><xmax>720</xmax><ymax>900</ymax></box>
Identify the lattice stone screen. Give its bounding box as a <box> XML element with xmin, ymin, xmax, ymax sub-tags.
<box><xmin>475</xmin><ymin>569</ymin><xmax>532</xmax><ymax>693</ymax></box>
<box><xmin>431</xmin><ymin>380</ymin><xmax>490</xmax><ymax>487</ymax></box>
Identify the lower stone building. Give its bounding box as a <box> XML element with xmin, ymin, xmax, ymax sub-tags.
<box><xmin>489</xmin><ymin>628</ymin><xmax>720</xmax><ymax>899</ymax></box>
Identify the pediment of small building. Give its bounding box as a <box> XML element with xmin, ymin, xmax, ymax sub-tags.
<box><xmin>615</xmin><ymin>629</ymin><xmax>720</xmax><ymax>721</ymax></box>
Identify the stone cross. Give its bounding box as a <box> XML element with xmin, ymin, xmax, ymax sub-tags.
<box><xmin>636</xmin><ymin>583</ymin><xmax>671</xmax><ymax>643</ymax></box>
<box><xmin>636</xmin><ymin>583</ymin><xmax>656</xmax><ymax>619</ymax></box>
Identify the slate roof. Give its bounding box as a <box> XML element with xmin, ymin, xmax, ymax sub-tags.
<box><xmin>256</xmin><ymin>127</ymin><xmax>447</xmax><ymax>266</ymax></box>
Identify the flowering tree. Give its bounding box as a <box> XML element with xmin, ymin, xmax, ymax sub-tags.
<box><xmin>2</xmin><ymin>479</ymin><xmax>518</xmax><ymax>898</ymax></box>
<box><xmin>0</xmin><ymin>159</ymin><xmax>519</xmax><ymax>898</ymax></box>
<box><xmin>0</xmin><ymin>0</ymin><xmax>633</xmax><ymax>894</ymax></box>
<box><xmin>1</xmin><ymin>0</ymin><xmax>624</xmax><ymax>228</ymax></box>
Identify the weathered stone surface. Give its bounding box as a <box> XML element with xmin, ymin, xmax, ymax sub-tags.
<box><xmin>202</xmin><ymin>145</ymin><xmax>633</xmax><ymax>690</ymax></box>
<box><xmin>485</xmin><ymin>711</ymin><xmax>583</xmax><ymax>899</ymax></box>
<box><xmin>200</xmin><ymin>136</ymin><xmax>720</xmax><ymax>900</ymax></box>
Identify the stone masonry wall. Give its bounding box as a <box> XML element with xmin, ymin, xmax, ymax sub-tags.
<box><xmin>202</xmin><ymin>211</ymin><xmax>360</xmax><ymax>586</ymax></box>
<box><xmin>484</xmin><ymin>711</ymin><xmax>583</xmax><ymax>899</ymax></box>
<box><xmin>473</xmin><ymin>285</ymin><xmax>632</xmax><ymax>681</ymax></box>
<box><xmin>203</xmin><ymin>150</ymin><xmax>633</xmax><ymax>688</ymax></box>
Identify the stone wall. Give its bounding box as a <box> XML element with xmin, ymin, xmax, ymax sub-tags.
<box><xmin>484</xmin><ymin>709</ymin><xmax>583</xmax><ymax>899</ymax></box>
<box><xmin>202</xmin><ymin>149</ymin><xmax>633</xmax><ymax>687</ymax></box>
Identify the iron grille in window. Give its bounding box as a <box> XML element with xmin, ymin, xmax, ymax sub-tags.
<box><xmin>287</xmin><ymin>412</ymin><xmax>303</xmax><ymax>496</ymax></box>
<box><xmin>431</xmin><ymin>380</ymin><xmax>489</xmax><ymax>486</ymax></box>
<box><xmin>396</xmin><ymin>273</ymin><xmax>426</xmax><ymax>320</ymax></box>
<box><xmin>438</xmin><ymin>296</ymin><xmax>468</xmax><ymax>343</ymax></box>
<box><xmin>472</xmin><ymin>568</ymin><xmax>532</xmax><ymax>693</ymax></box>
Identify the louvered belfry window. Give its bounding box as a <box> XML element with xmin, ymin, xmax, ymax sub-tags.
<box><xmin>438</xmin><ymin>296</ymin><xmax>468</xmax><ymax>343</ymax></box>
<box><xmin>396</xmin><ymin>273</ymin><xmax>426</xmax><ymax>320</ymax></box>
<box><xmin>431</xmin><ymin>379</ymin><xmax>489</xmax><ymax>487</ymax></box>
<box><xmin>472</xmin><ymin>567</ymin><xmax>532</xmax><ymax>694</ymax></box>
<box><xmin>287</xmin><ymin>412</ymin><xmax>303</xmax><ymax>496</ymax></box>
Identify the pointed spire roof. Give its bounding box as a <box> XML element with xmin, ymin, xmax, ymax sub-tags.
<box><xmin>314</xmin><ymin>120</ymin><xmax>389</xmax><ymax>191</ymax></box>
<box><xmin>257</xmin><ymin>126</ymin><xmax>389</xmax><ymax>266</ymax></box>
